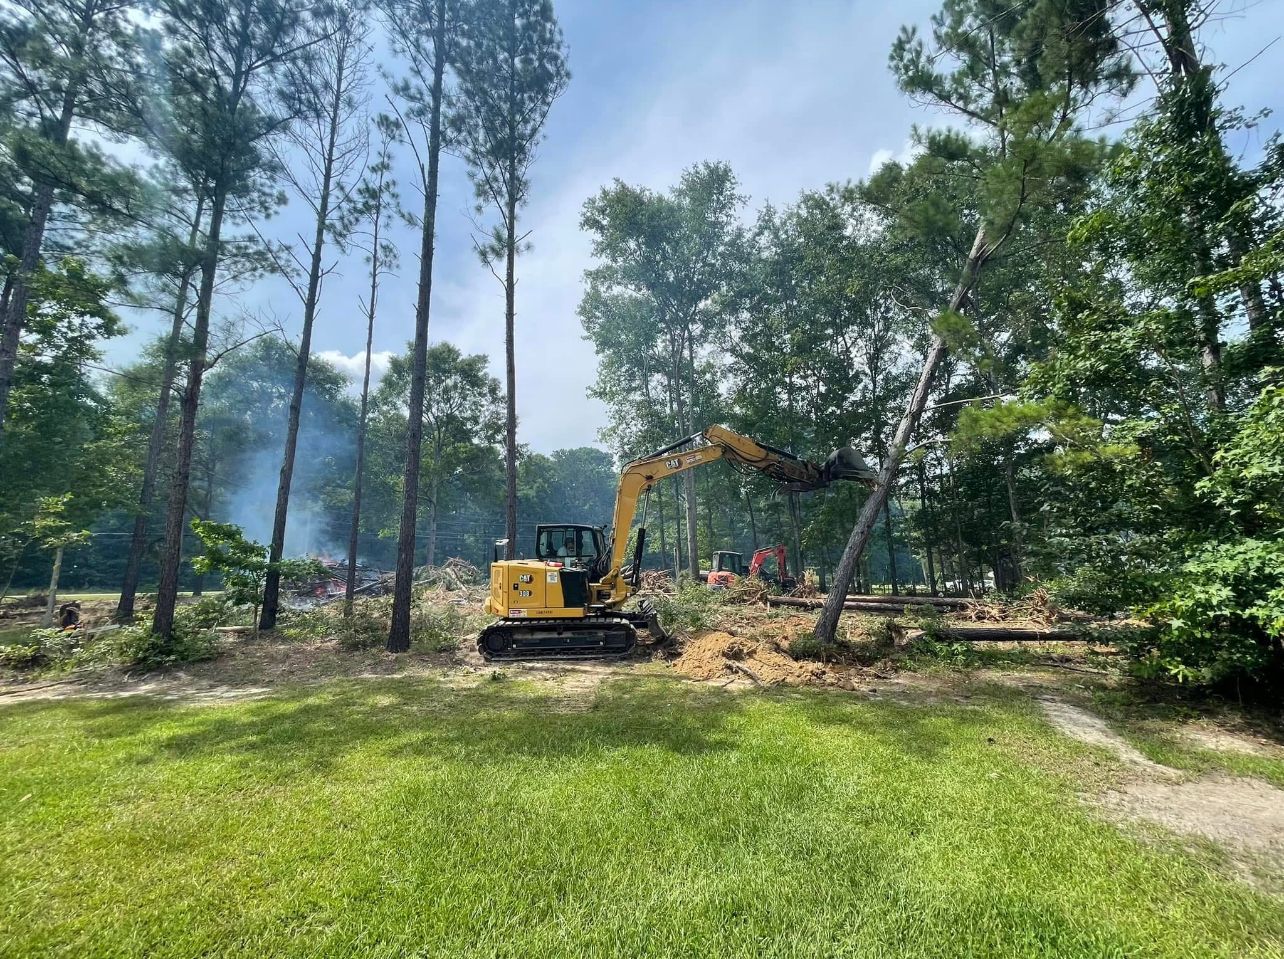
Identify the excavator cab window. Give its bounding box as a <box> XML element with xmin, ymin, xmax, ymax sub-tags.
<box><xmin>713</xmin><ymin>551</ymin><xmax>744</xmax><ymax>574</ymax></box>
<box><xmin>535</xmin><ymin>525</ymin><xmax>604</xmax><ymax>570</ymax></box>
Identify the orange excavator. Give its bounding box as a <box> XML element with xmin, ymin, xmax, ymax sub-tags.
<box><xmin>707</xmin><ymin>545</ymin><xmax>796</xmax><ymax>590</ymax></box>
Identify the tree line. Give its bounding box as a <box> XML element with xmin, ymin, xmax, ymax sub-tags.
<box><xmin>0</xmin><ymin>0</ymin><xmax>570</xmax><ymax>651</ymax></box>
<box><xmin>2</xmin><ymin>0</ymin><xmax>1281</xmax><ymax>689</ymax></box>
<box><xmin>578</xmin><ymin>0</ymin><xmax>1283</xmax><ymax>689</ymax></box>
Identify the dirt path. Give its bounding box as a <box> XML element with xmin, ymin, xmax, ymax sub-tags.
<box><xmin>1037</xmin><ymin>694</ymin><xmax>1284</xmax><ymax>889</ymax></box>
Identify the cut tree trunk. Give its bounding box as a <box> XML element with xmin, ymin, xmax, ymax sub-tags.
<box><xmin>815</xmin><ymin>227</ymin><xmax>992</xmax><ymax>644</ymax></box>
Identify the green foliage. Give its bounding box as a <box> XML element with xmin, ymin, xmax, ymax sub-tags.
<box><xmin>1140</xmin><ymin>537</ymin><xmax>1284</xmax><ymax>688</ymax></box>
<box><xmin>124</xmin><ymin>622</ymin><xmax>220</xmax><ymax>670</ymax></box>
<box><xmin>649</xmin><ymin>579</ymin><xmax>724</xmax><ymax>631</ymax></box>
<box><xmin>0</xmin><ymin>627</ymin><xmax>79</xmax><ymax>670</ymax></box>
<box><xmin>190</xmin><ymin>520</ymin><xmax>325</xmax><ymax>623</ymax></box>
<box><xmin>1198</xmin><ymin>374</ymin><xmax>1284</xmax><ymax>531</ymax></box>
<box><xmin>411</xmin><ymin>601</ymin><xmax>466</xmax><ymax>653</ymax></box>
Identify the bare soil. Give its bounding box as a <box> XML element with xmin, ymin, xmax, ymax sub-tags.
<box><xmin>1035</xmin><ymin>694</ymin><xmax>1284</xmax><ymax>888</ymax></box>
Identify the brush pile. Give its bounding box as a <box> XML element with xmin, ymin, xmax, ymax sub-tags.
<box><xmin>414</xmin><ymin>558</ymin><xmax>482</xmax><ymax>591</ymax></box>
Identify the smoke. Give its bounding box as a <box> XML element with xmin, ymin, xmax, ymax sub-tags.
<box><xmin>202</xmin><ymin>338</ymin><xmax>363</xmax><ymax>561</ymax></box>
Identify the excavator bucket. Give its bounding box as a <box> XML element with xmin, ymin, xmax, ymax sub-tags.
<box><xmin>824</xmin><ymin>447</ymin><xmax>878</xmax><ymax>485</ymax></box>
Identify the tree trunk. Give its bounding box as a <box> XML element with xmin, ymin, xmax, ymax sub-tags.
<box><xmin>655</xmin><ymin>478</ymin><xmax>668</xmax><ymax>572</ymax></box>
<box><xmin>116</xmin><ymin>194</ymin><xmax>206</xmax><ymax>622</ymax></box>
<box><xmin>917</xmin><ymin>463</ymin><xmax>939</xmax><ymax>596</ymax></box>
<box><xmin>882</xmin><ymin>499</ymin><xmax>898</xmax><ymax>596</ymax></box>
<box><xmin>345</xmin><ymin>189</ymin><xmax>383</xmax><ymax>614</ymax></box>
<box><xmin>152</xmin><ymin>184</ymin><xmax>230</xmax><ymax>642</ymax></box>
<box><xmin>261</xmin><ymin>44</ymin><xmax>349</xmax><ymax>630</ymax></box>
<box><xmin>684</xmin><ymin>471</ymin><xmax>699</xmax><ymax>577</ymax></box>
<box><xmin>1002</xmin><ymin>451</ymin><xmax>1024</xmax><ymax>588</ymax></box>
<box><xmin>389</xmin><ymin>3</ymin><xmax>447</xmax><ymax>653</ymax></box>
<box><xmin>787</xmin><ymin>492</ymin><xmax>804</xmax><ymax>585</ymax></box>
<box><xmin>816</xmin><ymin>227</ymin><xmax>990</xmax><ymax>643</ymax></box>
<box><xmin>426</xmin><ymin>461</ymin><xmax>441</xmax><ymax>566</ymax></box>
<box><xmin>503</xmin><ymin>176</ymin><xmax>519</xmax><ymax>560</ymax></box>
<box><xmin>41</xmin><ymin>546</ymin><xmax>65</xmax><ymax>628</ymax></box>
<box><xmin>673</xmin><ymin>477</ymin><xmax>684</xmax><ymax>574</ymax></box>
<box><xmin>746</xmin><ymin>489</ymin><xmax>758</xmax><ymax>551</ymax></box>
<box><xmin>0</xmin><ymin>74</ymin><xmax>84</xmax><ymax>436</ymax></box>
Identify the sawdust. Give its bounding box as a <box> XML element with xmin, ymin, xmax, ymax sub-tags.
<box><xmin>670</xmin><ymin>629</ymin><xmax>830</xmax><ymax>686</ymax></box>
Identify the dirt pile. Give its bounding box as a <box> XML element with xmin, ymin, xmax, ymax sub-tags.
<box><xmin>670</xmin><ymin>629</ymin><xmax>829</xmax><ymax>686</ymax></box>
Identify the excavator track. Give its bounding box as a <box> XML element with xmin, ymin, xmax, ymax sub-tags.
<box><xmin>478</xmin><ymin>616</ymin><xmax>639</xmax><ymax>661</ymax></box>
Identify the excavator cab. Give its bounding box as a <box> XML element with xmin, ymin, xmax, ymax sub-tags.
<box><xmin>535</xmin><ymin>524</ymin><xmax>606</xmax><ymax>575</ymax></box>
<box><xmin>707</xmin><ymin>550</ymin><xmax>746</xmax><ymax>588</ymax></box>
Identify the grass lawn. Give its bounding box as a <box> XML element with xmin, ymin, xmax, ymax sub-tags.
<box><xmin>1</xmin><ymin>675</ymin><xmax>1281</xmax><ymax>958</ymax></box>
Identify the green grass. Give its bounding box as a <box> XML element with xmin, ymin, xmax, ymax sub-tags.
<box><xmin>1</xmin><ymin>677</ymin><xmax>1281</xmax><ymax>958</ymax></box>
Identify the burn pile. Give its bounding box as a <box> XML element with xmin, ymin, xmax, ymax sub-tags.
<box><xmin>290</xmin><ymin>561</ymin><xmax>388</xmax><ymax>605</ymax></box>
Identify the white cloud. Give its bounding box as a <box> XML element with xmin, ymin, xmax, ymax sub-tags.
<box><xmin>868</xmin><ymin>139</ymin><xmax>923</xmax><ymax>175</ymax></box>
<box><xmin>315</xmin><ymin>349</ymin><xmax>395</xmax><ymax>395</ymax></box>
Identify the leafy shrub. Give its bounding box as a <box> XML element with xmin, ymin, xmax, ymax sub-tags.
<box><xmin>0</xmin><ymin>628</ymin><xmax>78</xmax><ymax>669</ymax></box>
<box><xmin>650</xmin><ymin>579</ymin><xmax>723</xmax><ymax>631</ymax></box>
<box><xmin>1139</xmin><ymin>537</ymin><xmax>1284</xmax><ymax>688</ymax></box>
<box><xmin>124</xmin><ymin>623</ymin><xmax>219</xmax><ymax>669</ymax></box>
<box><xmin>279</xmin><ymin>607</ymin><xmax>338</xmax><ymax>642</ymax></box>
<box><xmin>412</xmin><ymin>602</ymin><xmax>465</xmax><ymax>653</ymax></box>
<box><xmin>788</xmin><ymin>632</ymin><xmax>825</xmax><ymax>661</ymax></box>
<box><xmin>183</xmin><ymin>595</ymin><xmax>238</xmax><ymax>630</ymax></box>
<box><xmin>908</xmin><ymin>635</ymin><xmax>978</xmax><ymax>669</ymax></box>
<box><xmin>1130</xmin><ymin>379</ymin><xmax>1284</xmax><ymax>691</ymax></box>
<box><xmin>191</xmin><ymin>520</ymin><xmax>326</xmax><ymax>625</ymax></box>
<box><xmin>334</xmin><ymin>599</ymin><xmax>392</xmax><ymax>650</ymax></box>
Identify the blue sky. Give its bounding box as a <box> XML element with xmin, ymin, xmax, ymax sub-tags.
<box><xmin>107</xmin><ymin>0</ymin><xmax>1284</xmax><ymax>453</ymax></box>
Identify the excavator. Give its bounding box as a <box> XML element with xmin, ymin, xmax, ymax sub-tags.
<box><xmin>479</xmin><ymin>425</ymin><xmax>876</xmax><ymax>660</ymax></box>
<box><xmin>707</xmin><ymin>545</ymin><xmax>795</xmax><ymax>589</ymax></box>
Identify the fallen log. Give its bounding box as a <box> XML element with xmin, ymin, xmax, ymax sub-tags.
<box><xmin>910</xmin><ymin>627</ymin><xmax>1092</xmax><ymax>643</ymax></box>
<box><xmin>768</xmin><ymin>596</ymin><xmax>936</xmax><ymax>614</ymax></box>
<box><xmin>844</xmin><ymin>593</ymin><xmax>970</xmax><ymax>607</ymax></box>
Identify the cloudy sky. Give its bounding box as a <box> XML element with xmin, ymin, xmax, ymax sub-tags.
<box><xmin>107</xmin><ymin>0</ymin><xmax>1284</xmax><ymax>453</ymax></box>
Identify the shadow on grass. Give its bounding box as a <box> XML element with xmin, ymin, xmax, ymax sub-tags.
<box><xmin>0</xmin><ymin>673</ymin><xmax>1036</xmax><ymax>781</ymax></box>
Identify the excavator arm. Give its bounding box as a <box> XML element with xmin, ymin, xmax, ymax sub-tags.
<box><xmin>598</xmin><ymin>425</ymin><xmax>874</xmax><ymax>596</ymax></box>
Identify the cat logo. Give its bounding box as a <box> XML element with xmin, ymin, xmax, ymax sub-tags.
<box><xmin>665</xmin><ymin>458</ymin><xmax>680</xmax><ymax>469</ymax></box>
<box><xmin>519</xmin><ymin>573</ymin><xmax>533</xmax><ymax>583</ymax></box>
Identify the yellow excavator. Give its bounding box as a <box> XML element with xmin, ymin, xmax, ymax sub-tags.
<box><xmin>479</xmin><ymin>425</ymin><xmax>876</xmax><ymax>660</ymax></box>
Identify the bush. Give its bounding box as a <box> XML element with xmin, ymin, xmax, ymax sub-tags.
<box><xmin>183</xmin><ymin>595</ymin><xmax>238</xmax><ymax>630</ymax></box>
<box><xmin>412</xmin><ymin>602</ymin><xmax>465</xmax><ymax>653</ymax></box>
<box><xmin>650</xmin><ymin>579</ymin><xmax>723</xmax><ymax>631</ymax></box>
<box><xmin>1138</xmin><ymin>537</ymin><xmax>1284</xmax><ymax>689</ymax></box>
<box><xmin>124</xmin><ymin>623</ymin><xmax>220</xmax><ymax>670</ymax></box>
<box><xmin>0</xmin><ymin>628</ymin><xmax>77</xmax><ymax>670</ymax></box>
<box><xmin>788</xmin><ymin>631</ymin><xmax>825</xmax><ymax>662</ymax></box>
<box><xmin>332</xmin><ymin>598</ymin><xmax>391</xmax><ymax>650</ymax></box>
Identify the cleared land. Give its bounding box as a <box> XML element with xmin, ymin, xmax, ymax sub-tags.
<box><xmin>2</xmin><ymin>642</ymin><xmax>1283</xmax><ymax>958</ymax></box>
